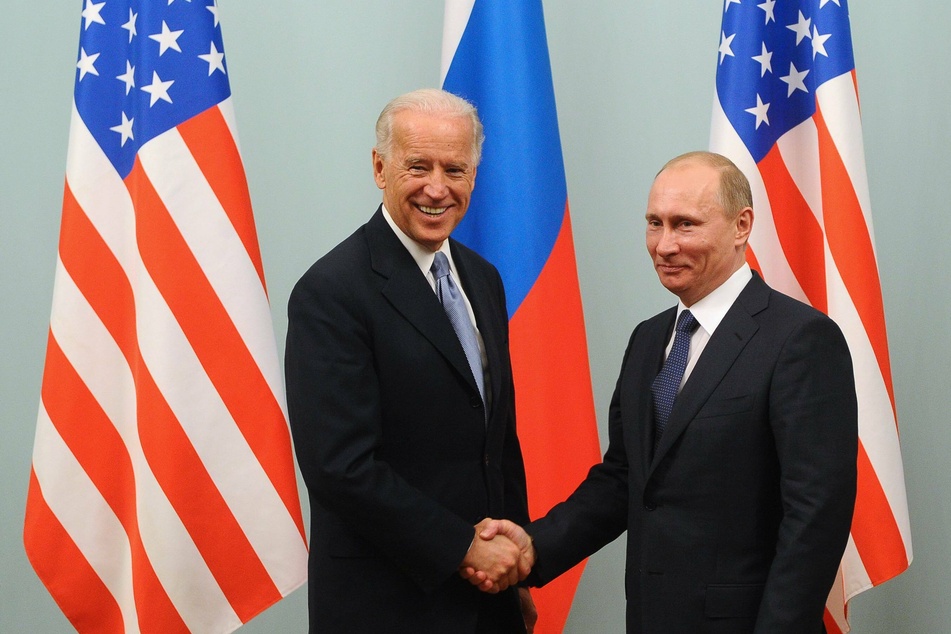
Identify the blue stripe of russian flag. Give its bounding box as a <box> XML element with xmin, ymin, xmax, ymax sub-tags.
<box><xmin>442</xmin><ymin>0</ymin><xmax>567</xmax><ymax>318</ymax></box>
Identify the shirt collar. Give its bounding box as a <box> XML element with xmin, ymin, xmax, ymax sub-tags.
<box><xmin>677</xmin><ymin>263</ymin><xmax>752</xmax><ymax>336</ymax></box>
<box><xmin>381</xmin><ymin>204</ymin><xmax>455</xmax><ymax>280</ymax></box>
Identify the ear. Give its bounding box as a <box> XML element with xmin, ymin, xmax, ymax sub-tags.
<box><xmin>735</xmin><ymin>206</ymin><xmax>753</xmax><ymax>245</ymax></box>
<box><xmin>372</xmin><ymin>149</ymin><xmax>386</xmax><ymax>191</ymax></box>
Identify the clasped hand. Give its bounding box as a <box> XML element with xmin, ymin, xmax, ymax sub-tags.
<box><xmin>458</xmin><ymin>518</ymin><xmax>535</xmax><ymax>593</ymax></box>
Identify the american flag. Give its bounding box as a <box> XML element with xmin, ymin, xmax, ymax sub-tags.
<box><xmin>23</xmin><ymin>1</ymin><xmax>308</xmax><ymax>632</ymax></box>
<box><xmin>709</xmin><ymin>0</ymin><xmax>911</xmax><ymax>631</ymax></box>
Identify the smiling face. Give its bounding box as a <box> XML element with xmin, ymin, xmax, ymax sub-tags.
<box><xmin>645</xmin><ymin>159</ymin><xmax>752</xmax><ymax>306</ymax></box>
<box><xmin>372</xmin><ymin>109</ymin><xmax>477</xmax><ymax>252</ymax></box>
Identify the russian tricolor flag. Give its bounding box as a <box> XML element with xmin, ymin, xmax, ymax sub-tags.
<box><xmin>442</xmin><ymin>1</ymin><xmax>601</xmax><ymax>630</ymax></box>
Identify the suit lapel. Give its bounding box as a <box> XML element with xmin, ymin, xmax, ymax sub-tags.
<box><xmin>650</xmin><ymin>275</ymin><xmax>769</xmax><ymax>471</ymax></box>
<box><xmin>364</xmin><ymin>209</ymin><xmax>480</xmax><ymax>397</ymax></box>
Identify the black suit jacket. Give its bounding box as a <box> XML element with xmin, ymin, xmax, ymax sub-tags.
<box><xmin>285</xmin><ymin>208</ymin><xmax>529</xmax><ymax>633</ymax></box>
<box><xmin>528</xmin><ymin>273</ymin><xmax>857</xmax><ymax>634</ymax></box>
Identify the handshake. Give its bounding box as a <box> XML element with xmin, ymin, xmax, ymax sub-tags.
<box><xmin>459</xmin><ymin>518</ymin><xmax>535</xmax><ymax>593</ymax></box>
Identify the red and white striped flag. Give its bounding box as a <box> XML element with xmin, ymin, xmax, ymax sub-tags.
<box><xmin>23</xmin><ymin>2</ymin><xmax>307</xmax><ymax>632</ymax></box>
<box><xmin>710</xmin><ymin>1</ymin><xmax>911</xmax><ymax>631</ymax></box>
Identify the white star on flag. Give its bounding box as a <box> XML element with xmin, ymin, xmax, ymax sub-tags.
<box><xmin>787</xmin><ymin>10</ymin><xmax>812</xmax><ymax>45</ymax></box>
<box><xmin>150</xmin><ymin>21</ymin><xmax>185</xmax><ymax>56</ymax></box>
<box><xmin>110</xmin><ymin>112</ymin><xmax>135</xmax><ymax>147</ymax></box>
<box><xmin>142</xmin><ymin>71</ymin><xmax>174</xmax><ymax>106</ymax></box>
<box><xmin>752</xmin><ymin>43</ymin><xmax>773</xmax><ymax>77</ymax></box>
<box><xmin>198</xmin><ymin>42</ymin><xmax>226</xmax><ymax>76</ymax></box>
<box><xmin>780</xmin><ymin>61</ymin><xmax>810</xmax><ymax>96</ymax></box>
<box><xmin>117</xmin><ymin>61</ymin><xmax>135</xmax><ymax>94</ymax></box>
<box><xmin>758</xmin><ymin>0</ymin><xmax>777</xmax><ymax>24</ymax></box>
<box><xmin>82</xmin><ymin>0</ymin><xmax>106</xmax><ymax>30</ymax></box>
<box><xmin>719</xmin><ymin>31</ymin><xmax>736</xmax><ymax>64</ymax></box>
<box><xmin>207</xmin><ymin>0</ymin><xmax>221</xmax><ymax>27</ymax></box>
<box><xmin>811</xmin><ymin>26</ymin><xmax>832</xmax><ymax>58</ymax></box>
<box><xmin>76</xmin><ymin>48</ymin><xmax>100</xmax><ymax>80</ymax></box>
<box><xmin>122</xmin><ymin>9</ymin><xmax>138</xmax><ymax>43</ymax></box>
<box><xmin>745</xmin><ymin>94</ymin><xmax>770</xmax><ymax>129</ymax></box>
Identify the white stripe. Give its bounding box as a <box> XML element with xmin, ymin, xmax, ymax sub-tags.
<box><xmin>441</xmin><ymin>0</ymin><xmax>477</xmax><ymax>84</ymax></box>
<box><xmin>709</xmin><ymin>94</ymin><xmax>808</xmax><ymax>302</ymax></box>
<box><xmin>776</xmin><ymin>116</ymin><xmax>824</xmax><ymax>227</ymax></box>
<box><xmin>137</xmin><ymin>126</ymin><xmax>288</xmax><ymax>418</ymax></box>
<box><xmin>816</xmin><ymin>73</ymin><xmax>878</xmax><ymax>260</ymax></box>
<box><xmin>218</xmin><ymin>99</ymin><xmax>244</xmax><ymax>158</ymax></box>
<box><xmin>840</xmin><ymin>534</ymin><xmax>872</xmax><ymax>602</ymax></box>
<box><xmin>32</xmin><ymin>402</ymin><xmax>141</xmax><ymax>634</ymax></box>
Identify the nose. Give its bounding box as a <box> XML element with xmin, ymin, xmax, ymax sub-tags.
<box><xmin>424</xmin><ymin>169</ymin><xmax>450</xmax><ymax>199</ymax></box>
<box><xmin>655</xmin><ymin>227</ymin><xmax>679</xmax><ymax>256</ymax></box>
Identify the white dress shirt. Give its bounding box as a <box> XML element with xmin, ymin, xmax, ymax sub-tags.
<box><xmin>664</xmin><ymin>263</ymin><xmax>753</xmax><ymax>391</ymax></box>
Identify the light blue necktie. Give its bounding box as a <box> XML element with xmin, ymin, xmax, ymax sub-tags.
<box><xmin>651</xmin><ymin>309</ymin><xmax>698</xmax><ymax>441</ymax></box>
<box><xmin>431</xmin><ymin>252</ymin><xmax>485</xmax><ymax>404</ymax></box>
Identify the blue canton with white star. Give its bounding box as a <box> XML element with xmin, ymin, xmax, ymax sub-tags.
<box><xmin>716</xmin><ymin>0</ymin><xmax>854</xmax><ymax>162</ymax></box>
<box><xmin>74</xmin><ymin>0</ymin><xmax>229</xmax><ymax>177</ymax></box>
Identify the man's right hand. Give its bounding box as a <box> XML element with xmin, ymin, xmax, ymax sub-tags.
<box><xmin>459</xmin><ymin>518</ymin><xmax>536</xmax><ymax>592</ymax></box>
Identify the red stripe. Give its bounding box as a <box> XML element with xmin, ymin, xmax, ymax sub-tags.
<box><xmin>177</xmin><ymin>106</ymin><xmax>268</xmax><ymax>291</ymax></box>
<box><xmin>25</xmin><ymin>470</ymin><xmax>127</xmax><ymax>633</ymax></box>
<box><xmin>125</xmin><ymin>159</ymin><xmax>285</xmax><ymax>618</ymax></box>
<box><xmin>60</xmin><ymin>182</ymin><xmax>137</xmax><ymax>365</ymax></box>
<box><xmin>510</xmin><ymin>204</ymin><xmax>601</xmax><ymax>633</ymax></box>
<box><xmin>758</xmin><ymin>146</ymin><xmax>828</xmax><ymax>313</ymax></box>
<box><xmin>824</xmin><ymin>607</ymin><xmax>844</xmax><ymax>634</ymax></box>
<box><xmin>813</xmin><ymin>104</ymin><xmax>897</xmax><ymax>417</ymax></box>
<box><xmin>39</xmin><ymin>333</ymin><xmax>189</xmax><ymax>633</ymax></box>
<box><xmin>850</xmin><ymin>441</ymin><xmax>909</xmax><ymax>583</ymax></box>
<box><xmin>129</xmin><ymin>158</ymin><xmax>306</xmax><ymax>540</ymax></box>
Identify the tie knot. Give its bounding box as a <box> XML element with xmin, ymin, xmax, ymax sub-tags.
<box><xmin>431</xmin><ymin>251</ymin><xmax>450</xmax><ymax>280</ymax></box>
<box><xmin>676</xmin><ymin>309</ymin><xmax>698</xmax><ymax>335</ymax></box>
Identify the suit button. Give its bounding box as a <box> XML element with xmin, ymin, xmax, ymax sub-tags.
<box><xmin>470</xmin><ymin>396</ymin><xmax>481</xmax><ymax>408</ymax></box>
<box><xmin>644</xmin><ymin>502</ymin><xmax>656</xmax><ymax>511</ymax></box>
<box><xmin>484</xmin><ymin>454</ymin><xmax>490</xmax><ymax>466</ymax></box>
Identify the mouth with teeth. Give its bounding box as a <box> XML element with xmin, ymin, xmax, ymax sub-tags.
<box><xmin>418</xmin><ymin>205</ymin><xmax>448</xmax><ymax>217</ymax></box>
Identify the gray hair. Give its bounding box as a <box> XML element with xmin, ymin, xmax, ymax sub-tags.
<box><xmin>658</xmin><ymin>151</ymin><xmax>753</xmax><ymax>219</ymax></box>
<box><xmin>374</xmin><ymin>88</ymin><xmax>485</xmax><ymax>166</ymax></box>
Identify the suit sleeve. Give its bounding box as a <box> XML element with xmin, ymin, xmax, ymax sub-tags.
<box><xmin>285</xmin><ymin>267</ymin><xmax>474</xmax><ymax>594</ymax></box>
<box><xmin>755</xmin><ymin>315</ymin><xmax>858</xmax><ymax>632</ymax></box>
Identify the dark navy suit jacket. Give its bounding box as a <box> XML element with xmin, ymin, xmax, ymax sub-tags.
<box><xmin>286</xmin><ymin>208</ymin><xmax>529</xmax><ymax>633</ymax></box>
<box><xmin>528</xmin><ymin>273</ymin><xmax>857</xmax><ymax>634</ymax></box>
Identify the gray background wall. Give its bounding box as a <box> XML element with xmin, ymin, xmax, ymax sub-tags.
<box><xmin>2</xmin><ymin>2</ymin><xmax>947</xmax><ymax>632</ymax></box>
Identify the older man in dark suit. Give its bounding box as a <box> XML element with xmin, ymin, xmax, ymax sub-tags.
<box><xmin>470</xmin><ymin>151</ymin><xmax>857</xmax><ymax>633</ymax></box>
<box><xmin>285</xmin><ymin>89</ymin><xmax>534</xmax><ymax>633</ymax></box>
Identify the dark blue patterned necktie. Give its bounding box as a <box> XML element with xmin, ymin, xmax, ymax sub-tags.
<box><xmin>431</xmin><ymin>252</ymin><xmax>485</xmax><ymax>404</ymax></box>
<box><xmin>651</xmin><ymin>310</ymin><xmax>699</xmax><ymax>440</ymax></box>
